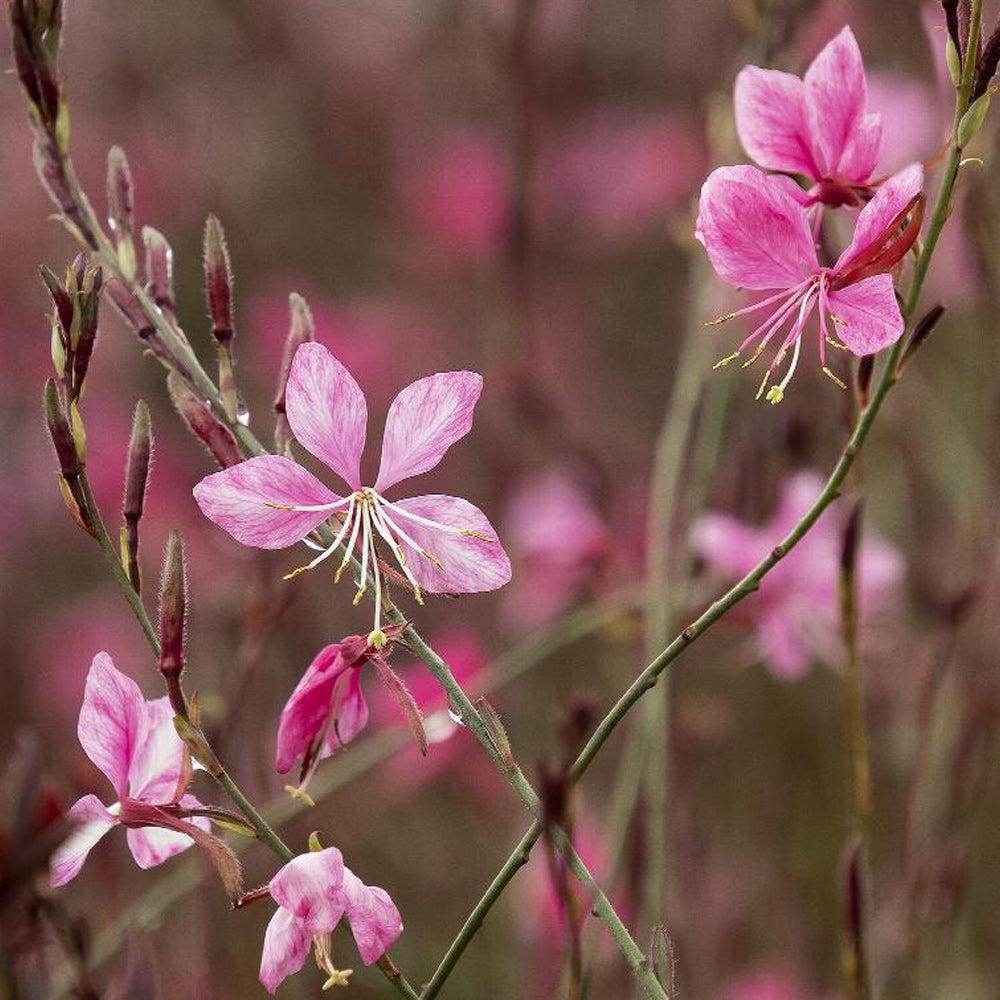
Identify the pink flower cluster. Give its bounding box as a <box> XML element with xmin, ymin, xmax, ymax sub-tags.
<box><xmin>697</xmin><ymin>27</ymin><xmax>925</xmax><ymax>403</ymax></box>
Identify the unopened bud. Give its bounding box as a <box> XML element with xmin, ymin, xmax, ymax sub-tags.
<box><xmin>167</xmin><ymin>372</ymin><xmax>243</xmax><ymax>468</ymax></box>
<box><xmin>44</xmin><ymin>378</ymin><xmax>79</xmax><ymax>478</ymax></box>
<box><xmin>203</xmin><ymin>215</ymin><xmax>234</xmax><ymax>344</ymax></box>
<box><xmin>123</xmin><ymin>400</ymin><xmax>152</xmax><ymax>593</ymax></box>
<box><xmin>142</xmin><ymin>226</ymin><xmax>175</xmax><ymax>314</ymax></box>
<box><xmin>158</xmin><ymin>531</ymin><xmax>187</xmax><ymax>688</ymax></box>
<box><xmin>106</xmin><ymin>146</ymin><xmax>136</xmax><ymax>280</ymax></box>
<box><xmin>369</xmin><ymin>654</ymin><xmax>427</xmax><ymax>756</ymax></box>
<box><xmin>40</xmin><ymin>264</ymin><xmax>73</xmax><ymax>342</ymax></box>
<box><xmin>475</xmin><ymin>696</ymin><xmax>514</xmax><ymax>768</ymax></box>
<box><xmin>856</xmin><ymin>355</ymin><xmax>875</xmax><ymax>408</ymax></box>
<box><xmin>274</xmin><ymin>293</ymin><xmax>314</xmax><ymax>454</ymax></box>
<box><xmin>975</xmin><ymin>19</ymin><xmax>1000</xmax><ymax>98</ymax></box>
<box><xmin>957</xmin><ymin>90</ymin><xmax>992</xmax><ymax>147</ymax></box>
<box><xmin>71</xmin><ymin>265</ymin><xmax>102</xmax><ymax>402</ymax></box>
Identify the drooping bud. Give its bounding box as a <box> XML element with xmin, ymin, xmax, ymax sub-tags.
<box><xmin>274</xmin><ymin>293</ymin><xmax>315</xmax><ymax>455</ymax></box>
<box><xmin>203</xmin><ymin>215</ymin><xmax>239</xmax><ymax>421</ymax></box>
<box><xmin>142</xmin><ymin>226</ymin><xmax>175</xmax><ymax>316</ymax></box>
<box><xmin>122</xmin><ymin>400</ymin><xmax>152</xmax><ymax>593</ymax></box>
<box><xmin>368</xmin><ymin>654</ymin><xmax>427</xmax><ymax>755</ymax></box>
<box><xmin>167</xmin><ymin>372</ymin><xmax>243</xmax><ymax>468</ymax></box>
<box><xmin>106</xmin><ymin>146</ymin><xmax>136</xmax><ymax>280</ymax></box>
<box><xmin>158</xmin><ymin>531</ymin><xmax>188</xmax><ymax>715</ymax></box>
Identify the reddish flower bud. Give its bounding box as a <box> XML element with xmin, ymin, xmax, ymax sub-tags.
<box><xmin>158</xmin><ymin>531</ymin><xmax>188</xmax><ymax>695</ymax></box>
<box><xmin>274</xmin><ymin>293</ymin><xmax>315</xmax><ymax>454</ymax></box>
<box><xmin>142</xmin><ymin>225</ymin><xmax>175</xmax><ymax>315</ymax></box>
<box><xmin>123</xmin><ymin>400</ymin><xmax>152</xmax><ymax>593</ymax></box>
<box><xmin>203</xmin><ymin>214</ymin><xmax>234</xmax><ymax>345</ymax></box>
<box><xmin>167</xmin><ymin>372</ymin><xmax>243</xmax><ymax>468</ymax></box>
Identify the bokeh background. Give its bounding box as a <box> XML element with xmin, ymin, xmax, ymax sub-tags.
<box><xmin>2</xmin><ymin>1</ymin><xmax>1000</xmax><ymax>998</ymax></box>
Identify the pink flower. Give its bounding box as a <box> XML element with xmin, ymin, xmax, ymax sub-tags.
<box><xmin>695</xmin><ymin>162</ymin><xmax>923</xmax><ymax>402</ymax></box>
<box><xmin>194</xmin><ymin>342</ymin><xmax>511</xmax><ymax>646</ymax></box>
<box><xmin>502</xmin><ymin>470</ymin><xmax>609</xmax><ymax>628</ymax></box>
<box><xmin>50</xmin><ymin>653</ymin><xmax>207</xmax><ymax>886</ymax></box>
<box><xmin>735</xmin><ymin>26</ymin><xmax>883</xmax><ymax>206</ymax></box>
<box><xmin>259</xmin><ymin>846</ymin><xmax>402</xmax><ymax>992</ymax></box>
<box><xmin>692</xmin><ymin>472</ymin><xmax>903</xmax><ymax>680</ymax></box>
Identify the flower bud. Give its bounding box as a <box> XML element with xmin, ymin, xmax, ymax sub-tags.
<box><xmin>203</xmin><ymin>214</ymin><xmax>234</xmax><ymax>345</ymax></box>
<box><xmin>158</xmin><ymin>531</ymin><xmax>187</xmax><ymax>688</ymax></box>
<box><xmin>71</xmin><ymin>264</ymin><xmax>102</xmax><ymax>402</ymax></box>
<box><xmin>957</xmin><ymin>91</ymin><xmax>992</xmax><ymax>147</ymax></box>
<box><xmin>974</xmin><ymin>18</ymin><xmax>1000</xmax><ymax>98</ymax></box>
<box><xmin>123</xmin><ymin>400</ymin><xmax>152</xmax><ymax>593</ymax></box>
<box><xmin>274</xmin><ymin>293</ymin><xmax>315</xmax><ymax>454</ymax></box>
<box><xmin>43</xmin><ymin>377</ymin><xmax>79</xmax><ymax>478</ymax></box>
<box><xmin>167</xmin><ymin>372</ymin><xmax>243</xmax><ymax>468</ymax></box>
<box><xmin>142</xmin><ymin>225</ymin><xmax>175</xmax><ymax>315</ymax></box>
<box><xmin>106</xmin><ymin>146</ymin><xmax>136</xmax><ymax>280</ymax></box>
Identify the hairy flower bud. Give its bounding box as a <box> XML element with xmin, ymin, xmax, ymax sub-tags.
<box><xmin>106</xmin><ymin>146</ymin><xmax>136</xmax><ymax>280</ymax></box>
<box><xmin>43</xmin><ymin>377</ymin><xmax>79</xmax><ymax>479</ymax></box>
<box><xmin>123</xmin><ymin>400</ymin><xmax>152</xmax><ymax>593</ymax></box>
<box><xmin>158</xmin><ymin>531</ymin><xmax>188</xmax><ymax>697</ymax></box>
<box><xmin>142</xmin><ymin>225</ymin><xmax>175</xmax><ymax>315</ymax></box>
<box><xmin>203</xmin><ymin>214</ymin><xmax>234</xmax><ymax>344</ymax></box>
<box><xmin>167</xmin><ymin>372</ymin><xmax>242</xmax><ymax>468</ymax></box>
<box><xmin>274</xmin><ymin>292</ymin><xmax>315</xmax><ymax>454</ymax></box>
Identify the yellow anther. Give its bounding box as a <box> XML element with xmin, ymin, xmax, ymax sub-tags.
<box><xmin>283</xmin><ymin>784</ymin><xmax>316</xmax><ymax>807</ymax></box>
<box><xmin>713</xmin><ymin>350</ymin><xmax>740</xmax><ymax>370</ymax></box>
<box><xmin>830</xmin><ymin>313</ymin><xmax>847</xmax><ymax>326</ymax></box>
<box><xmin>704</xmin><ymin>312</ymin><xmax>736</xmax><ymax>327</ymax></box>
<box><xmin>825</xmin><ymin>335</ymin><xmax>849</xmax><ymax>351</ymax></box>
<box><xmin>765</xmin><ymin>385</ymin><xmax>785</xmax><ymax>405</ymax></box>
<box><xmin>351</xmin><ymin>584</ymin><xmax>368</xmax><ymax>607</ymax></box>
<box><xmin>413</xmin><ymin>584</ymin><xmax>424</xmax><ymax>605</ymax></box>
<box><xmin>421</xmin><ymin>549</ymin><xmax>445</xmax><ymax>570</ymax></box>
<box><xmin>755</xmin><ymin>369</ymin><xmax>771</xmax><ymax>401</ymax></box>
<box><xmin>822</xmin><ymin>366</ymin><xmax>847</xmax><ymax>389</ymax></box>
<box><xmin>262</xmin><ymin>501</ymin><xmax>296</xmax><ymax>510</ymax></box>
<box><xmin>283</xmin><ymin>565</ymin><xmax>309</xmax><ymax>581</ymax></box>
<box><xmin>461</xmin><ymin>529</ymin><xmax>494</xmax><ymax>542</ymax></box>
<box><xmin>334</xmin><ymin>562</ymin><xmax>349</xmax><ymax>584</ymax></box>
<box><xmin>742</xmin><ymin>339</ymin><xmax>770</xmax><ymax>368</ymax></box>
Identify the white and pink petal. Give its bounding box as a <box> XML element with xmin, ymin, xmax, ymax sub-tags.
<box><xmin>269</xmin><ymin>848</ymin><xmax>347</xmax><ymax>934</ymax></box>
<box><xmin>194</xmin><ymin>454</ymin><xmax>340</xmax><ymax>550</ymax></box>
<box><xmin>386</xmin><ymin>494</ymin><xmax>511</xmax><ymax>594</ymax></box>
<box><xmin>50</xmin><ymin>794</ymin><xmax>117</xmax><ymax>887</ymax></box>
<box><xmin>286</xmin><ymin>343</ymin><xmax>367</xmax><ymax>491</ymax></box>
<box><xmin>259</xmin><ymin>908</ymin><xmax>313</xmax><ymax>995</ymax></box>
<box><xmin>341</xmin><ymin>868</ymin><xmax>403</xmax><ymax>965</ymax></box>
<box><xmin>826</xmin><ymin>274</ymin><xmax>904</xmax><ymax>356</ymax></box>
<box><xmin>375</xmin><ymin>371</ymin><xmax>483</xmax><ymax>492</ymax></box>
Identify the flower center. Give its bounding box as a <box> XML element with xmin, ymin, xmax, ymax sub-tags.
<box><xmin>266</xmin><ymin>487</ymin><xmax>494</xmax><ymax>647</ymax></box>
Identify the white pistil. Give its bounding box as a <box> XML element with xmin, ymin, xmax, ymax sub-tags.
<box><xmin>334</xmin><ymin>499</ymin><xmax>364</xmax><ymax>584</ymax></box>
<box><xmin>353</xmin><ymin>503</ymin><xmax>372</xmax><ymax>607</ymax></box>
<box><xmin>368</xmin><ymin>495</ymin><xmax>424</xmax><ymax>604</ymax></box>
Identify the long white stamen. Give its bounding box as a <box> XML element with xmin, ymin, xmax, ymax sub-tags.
<box><xmin>335</xmin><ymin>499</ymin><xmax>364</xmax><ymax>584</ymax></box>
<box><xmin>373</xmin><ymin>498</ymin><xmax>445</xmax><ymax>570</ymax></box>
<box><xmin>262</xmin><ymin>495</ymin><xmax>353</xmax><ymax>513</ymax></box>
<box><xmin>283</xmin><ymin>496</ymin><xmax>357</xmax><ymax>579</ymax></box>
<box><xmin>380</xmin><ymin>498</ymin><xmax>493</xmax><ymax>542</ymax></box>
<box><xmin>353</xmin><ymin>502</ymin><xmax>373</xmax><ymax>606</ymax></box>
<box><xmin>369</xmin><ymin>496</ymin><xmax>425</xmax><ymax>603</ymax></box>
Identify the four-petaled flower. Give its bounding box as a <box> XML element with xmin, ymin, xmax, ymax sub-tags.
<box><xmin>50</xmin><ymin>653</ymin><xmax>208</xmax><ymax>886</ymax></box>
<box><xmin>194</xmin><ymin>342</ymin><xmax>511</xmax><ymax>647</ymax></box>
<box><xmin>260</xmin><ymin>846</ymin><xmax>402</xmax><ymax>993</ymax></box>
<box><xmin>695</xmin><ymin>162</ymin><xmax>923</xmax><ymax>402</ymax></box>
<box><xmin>692</xmin><ymin>471</ymin><xmax>903</xmax><ymax>680</ymax></box>
<box><xmin>735</xmin><ymin>26</ymin><xmax>883</xmax><ymax>207</ymax></box>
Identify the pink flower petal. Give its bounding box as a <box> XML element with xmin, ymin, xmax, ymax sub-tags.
<box><xmin>804</xmin><ymin>26</ymin><xmax>879</xmax><ymax>179</ymax></box>
<box><xmin>330</xmin><ymin>668</ymin><xmax>370</xmax><ymax>749</ymax></box>
<box><xmin>375</xmin><ymin>372</ymin><xmax>483</xmax><ymax>492</ymax></box>
<box><xmin>388</xmin><ymin>494</ymin><xmax>512</xmax><ymax>594</ymax></box>
<box><xmin>78</xmin><ymin>652</ymin><xmax>147</xmax><ymax>799</ymax></box>
<box><xmin>826</xmin><ymin>274</ymin><xmax>904</xmax><ymax>356</ymax></box>
<box><xmin>758</xmin><ymin>611</ymin><xmax>813</xmax><ymax>680</ymax></box>
<box><xmin>194</xmin><ymin>454</ymin><xmax>341</xmax><ymax>550</ymax></box>
<box><xmin>734</xmin><ymin>67</ymin><xmax>820</xmax><ymax>178</ymax></box>
<box><xmin>341</xmin><ymin>868</ymin><xmax>403</xmax><ymax>965</ymax></box>
<box><xmin>50</xmin><ymin>794</ymin><xmax>116</xmax><ymax>887</ymax></box>
<box><xmin>695</xmin><ymin>166</ymin><xmax>818</xmax><ymax>290</ymax></box>
<box><xmin>275</xmin><ymin>645</ymin><xmax>349</xmax><ymax>773</ymax></box>
<box><xmin>838</xmin><ymin>112</ymin><xmax>882</xmax><ymax>185</ymax></box>
<box><xmin>127</xmin><ymin>696</ymin><xmax>185</xmax><ymax>801</ymax></box>
<box><xmin>835</xmin><ymin>163</ymin><xmax>923</xmax><ymax>271</ymax></box>
<box><xmin>286</xmin><ymin>342</ymin><xmax>367</xmax><ymax>491</ymax></box>
<box><xmin>270</xmin><ymin>848</ymin><xmax>347</xmax><ymax>934</ymax></box>
<box><xmin>691</xmin><ymin>513</ymin><xmax>765</xmax><ymax>579</ymax></box>
<box><xmin>259</xmin><ymin>908</ymin><xmax>312</xmax><ymax>995</ymax></box>
<box><xmin>126</xmin><ymin>820</ymin><xmax>203</xmax><ymax>869</ymax></box>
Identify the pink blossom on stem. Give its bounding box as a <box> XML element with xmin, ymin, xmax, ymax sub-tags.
<box><xmin>259</xmin><ymin>846</ymin><xmax>402</xmax><ymax>992</ymax></box>
<box><xmin>50</xmin><ymin>653</ymin><xmax>207</xmax><ymax>886</ymax></box>
<box><xmin>735</xmin><ymin>26</ymin><xmax>883</xmax><ymax>206</ymax></box>
<box><xmin>692</xmin><ymin>472</ymin><xmax>903</xmax><ymax>680</ymax></box>
<box><xmin>194</xmin><ymin>342</ymin><xmax>511</xmax><ymax>647</ymax></box>
<box><xmin>695</xmin><ymin>163</ymin><xmax>923</xmax><ymax>402</ymax></box>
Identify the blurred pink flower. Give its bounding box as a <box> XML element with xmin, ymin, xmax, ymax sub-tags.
<box><xmin>721</xmin><ymin>969</ymin><xmax>809</xmax><ymax>1000</ymax></box>
<box><xmin>398</xmin><ymin>131</ymin><xmax>510</xmax><ymax>258</ymax></box>
<box><xmin>693</xmin><ymin>471</ymin><xmax>903</xmax><ymax>680</ymax></box>
<box><xmin>259</xmin><ymin>846</ymin><xmax>402</xmax><ymax>993</ymax></box>
<box><xmin>502</xmin><ymin>470</ymin><xmax>609</xmax><ymax>628</ymax></box>
<box><xmin>696</xmin><ymin>163</ymin><xmax>923</xmax><ymax>402</ymax></box>
<box><xmin>50</xmin><ymin>652</ymin><xmax>207</xmax><ymax>886</ymax></box>
<box><xmin>735</xmin><ymin>26</ymin><xmax>882</xmax><ymax>206</ymax></box>
<box><xmin>536</xmin><ymin>111</ymin><xmax>705</xmax><ymax>242</ymax></box>
<box><xmin>194</xmin><ymin>342</ymin><xmax>511</xmax><ymax>644</ymax></box>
